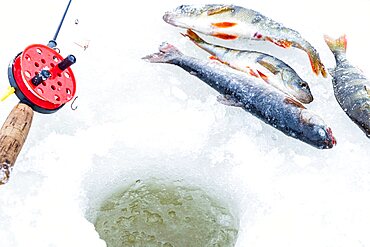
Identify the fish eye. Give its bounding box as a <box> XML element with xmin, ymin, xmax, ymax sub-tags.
<box><xmin>300</xmin><ymin>81</ymin><xmax>309</xmax><ymax>89</ymax></box>
<box><xmin>318</xmin><ymin>128</ymin><xmax>326</xmax><ymax>137</ymax></box>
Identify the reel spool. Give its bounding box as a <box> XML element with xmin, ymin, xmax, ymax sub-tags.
<box><xmin>8</xmin><ymin>44</ymin><xmax>76</xmax><ymax>114</ymax></box>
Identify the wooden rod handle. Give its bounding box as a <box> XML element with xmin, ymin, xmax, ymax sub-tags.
<box><xmin>0</xmin><ymin>103</ymin><xmax>34</xmax><ymax>185</ymax></box>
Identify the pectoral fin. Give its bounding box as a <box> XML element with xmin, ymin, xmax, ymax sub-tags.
<box><xmin>212</xmin><ymin>22</ymin><xmax>237</xmax><ymax>28</ymax></box>
<box><xmin>257</xmin><ymin>60</ymin><xmax>279</xmax><ymax>75</ymax></box>
<box><xmin>217</xmin><ymin>95</ymin><xmax>244</xmax><ymax>107</ymax></box>
<box><xmin>212</xmin><ymin>33</ymin><xmax>239</xmax><ymax>40</ymax></box>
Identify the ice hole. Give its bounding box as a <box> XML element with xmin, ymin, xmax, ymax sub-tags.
<box><xmin>92</xmin><ymin>179</ymin><xmax>239</xmax><ymax>247</ymax></box>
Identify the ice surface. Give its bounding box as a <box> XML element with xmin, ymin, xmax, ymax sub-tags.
<box><xmin>0</xmin><ymin>0</ymin><xmax>369</xmax><ymax>246</ymax></box>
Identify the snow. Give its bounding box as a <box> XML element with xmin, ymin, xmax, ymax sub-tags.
<box><xmin>0</xmin><ymin>0</ymin><xmax>370</xmax><ymax>246</ymax></box>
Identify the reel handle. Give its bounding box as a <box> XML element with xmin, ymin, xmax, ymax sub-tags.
<box><xmin>58</xmin><ymin>55</ymin><xmax>76</xmax><ymax>71</ymax></box>
<box><xmin>0</xmin><ymin>103</ymin><xmax>33</xmax><ymax>185</ymax></box>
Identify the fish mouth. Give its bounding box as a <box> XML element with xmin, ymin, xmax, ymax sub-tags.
<box><xmin>163</xmin><ymin>12</ymin><xmax>175</xmax><ymax>25</ymax></box>
<box><xmin>163</xmin><ymin>5</ymin><xmax>195</xmax><ymax>25</ymax></box>
<box><xmin>163</xmin><ymin>12</ymin><xmax>187</xmax><ymax>28</ymax></box>
<box><xmin>291</xmin><ymin>81</ymin><xmax>314</xmax><ymax>104</ymax></box>
<box><xmin>296</xmin><ymin>94</ymin><xmax>314</xmax><ymax>104</ymax></box>
<box><xmin>322</xmin><ymin>127</ymin><xmax>337</xmax><ymax>149</ymax></box>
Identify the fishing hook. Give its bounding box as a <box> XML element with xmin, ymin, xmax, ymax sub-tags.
<box><xmin>71</xmin><ymin>96</ymin><xmax>78</xmax><ymax>110</ymax></box>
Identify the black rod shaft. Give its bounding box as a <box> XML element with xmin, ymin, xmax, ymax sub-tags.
<box><xmin>52</xmin><ymin>0</ymin><xmax>73</xmax><ymax>42</ymax></box>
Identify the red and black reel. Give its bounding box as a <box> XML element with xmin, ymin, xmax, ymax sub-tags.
<box><xmin>8</xmin><ymin>44</ymin><xmax>76</xmax><ymax>114</ymax></box>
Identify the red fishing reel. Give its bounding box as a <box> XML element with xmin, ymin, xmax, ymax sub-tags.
<box><xmin>8</xmin><ymin>43</ymin><xmax>76</xmax><ymax>114</ymax></box>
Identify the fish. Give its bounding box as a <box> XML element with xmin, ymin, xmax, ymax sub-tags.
<box><xmin>163</xmin><ymin>4</ymin><xmax>327</xmax><ymax>77</ymax></box>
<box><xmin>143</xmin><ymin>42</ymin><xmax>336</xmax><ymax>149</ymax></box>
<box><xmin>183</xmin><ymin>29</ymin><xmax>313</xmax><ymax>104</ymax></box>
<box><xmin>324</xmin><ymin>35</ymin><xmax>370</xmax><ymax>138</ymax></box>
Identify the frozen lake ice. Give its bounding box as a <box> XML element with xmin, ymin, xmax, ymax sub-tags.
<box><xmin>0</xmin><ymin>0</ymin><xmax>369</xmax><ymax>246</ymax></box>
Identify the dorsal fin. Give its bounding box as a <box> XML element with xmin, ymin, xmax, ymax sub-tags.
<box><xmin>257</xmin><ymin>60</ymin><xmax>279</xmax><ymax>75</ymax></box>
<box><xmin>207</xmin><ymin>6</ymin><xmax>233</xmax><ymax>16</ymax></box>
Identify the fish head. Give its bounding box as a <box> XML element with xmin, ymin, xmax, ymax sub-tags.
<box><xmin>281</xmin><ymin>69</ymin><xmax>313</xmax><ymax>104</ymax></box>
<box><xmin>300</xmin><ymin>110</ymin><xmax>337</xmax><ymax>149</ymax></box>
<box><xmin>163</xmin><ymin>4</ymin><xmax>238</xmax><ymax>34</ymax></box>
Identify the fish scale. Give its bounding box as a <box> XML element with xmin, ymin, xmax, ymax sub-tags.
<box><xmin>183</xmin><ymin>29</ymin><xmax>313</xmax><ymax>104</ymax></box>
<box><xmin>325</xmin><ymin>35</ymin><xmax>370</xmax><ymax>138</ymax></box>
<box><xmin>163</xmin><ymin>4</ymin><xmax>327</xmax><ymax>77</ymax></box>
<box><xmin>143</xmin><ymin>43</ymin><xmax>336</xmax><ymax>149</ymax></box>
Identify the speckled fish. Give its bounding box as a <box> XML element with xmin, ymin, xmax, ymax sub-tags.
<box><xmin>184</xmin><ymin>29</ymin><xmax>313</xmax><ymax>104</ymax></box>
<box><xmin>324</xmin><ymin>35</ymin><xmax>370</xmax><ymax>138</ymax></box>
<box><xmin>143</xmin><ymin>43</ymin><xmax>336</xmax><ymax>148</ymax></box>
<box><xmin>163</xmin><ymin>4</ymin><xmax>327</xmax><ymax>77</ymax></box>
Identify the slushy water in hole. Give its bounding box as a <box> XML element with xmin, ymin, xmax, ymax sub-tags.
<box><xmin>94</xmin><ymin>179</ymin><xmax>239</xmax><ymax>247</ymax></box>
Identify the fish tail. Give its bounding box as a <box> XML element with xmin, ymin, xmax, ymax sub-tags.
<box><xmin>304</xmin><ymin>46</ymin><xmax>327</xmax><ymax>78</ymax></box>
<box><xmin>324</xmin><ymin>34</ymin><xmax>347</xmax><ymax>54</ymax></box>
<box><xmin>142</xmin><ymin>42</ymin><xmax>183</xmax><ymax>63</ymax></box>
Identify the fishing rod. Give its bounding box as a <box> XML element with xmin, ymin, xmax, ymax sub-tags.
<box><xmin>0</xmin><ymin>0</ymin><xmax>77</xmax><ymax>185</ymax></box>
<box><xmin>52</xmin><ymin>0</ymin><xmax>73</xmax><ymax>45</ymax></box>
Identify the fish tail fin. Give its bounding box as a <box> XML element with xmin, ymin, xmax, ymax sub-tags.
<box><xmin>182</xmin><ymin>29</ymin><xmax>206</xmax><ymax>44</ymax></box>
<box><xmin>324</xmin><ymin>34</ymin><xmax>347</xmax><ymax>54</ymax></box>
<box><xmin>142</xmin><ymin>42</ymin><xmax>183</xmax><ymax>63</ymax></box>
<box><xmin>304</xmin><ymin>46</ymin><xmax>327</xmax><ymax>78</ymax></box>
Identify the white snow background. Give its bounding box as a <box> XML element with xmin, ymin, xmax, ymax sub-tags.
<box><xmin>0</xmin><ymin>0</ymin><xmax>370</xmax><ymax>246</ymax></box>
